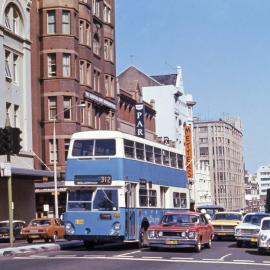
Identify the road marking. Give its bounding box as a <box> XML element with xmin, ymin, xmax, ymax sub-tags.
<box><xmin>83</xmin><ymin>255</ymin><xmax>106</xmax><ymax>257</ymax></box>
<box><xmin>202</xmin><ymin>259</ymin><xmax>221</xmax><ymax>261</ymax></box>
<box><xmin>219</xmin><ymin>253</ymin><xmax>232</xmax><ymax>260</ymax></box>
<box><xmin>233</xmin><ymin>260</ymin><xmax>255</xmax><ymax>263</ymax></box>
<box><xmin>13</xmin><ymin>255</ymin><xmax>270</xmax><ymax>266</ymax></box>
<box><xmin>115</xmin><ymin>250</ymin><xmax>141</xmax><ymax>257</ymax></box>
<box><xmin>142</xmin><ymin>256</ymin><xmax>163</xmax><ymax>259</ymax></box>
<box><xmin>170</xmin><ymin>257</ymin><xmax>194</xmax><ymax>260</ymax></box>
<box><xmin>55</xmin><ymin>255</ymin><xmax>77</xmax><ymax>257</ymax></box>
<box><xmin>263</xmin><ymin>261</ymin><xmax>270</xmax><ymax>264</ymax></box>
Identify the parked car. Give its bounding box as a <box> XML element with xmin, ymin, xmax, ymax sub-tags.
<box><xmin>211</xmin><ymin>212</ymin><xmax>243</xmax><ymax>239</ymax></box>
<box><xmin>147</xmin><ymin>211</ymin><xmax>213</xmax><ymax>252</ymax></box>
<box><xmin>234</xmin><ymin>212</ymin><xmax>270</xmax><ymax>247</ymax></box>
<box><xmin>258</xmin><ymin>217</ymin><xmax>270</xmax><ymax>254</ymax></box>
<box><xmin>0</xmin><ymin>220</ymin><xmax>26</xmax><ymax>241</ymax></box>
<box><xmin>21</xmin><ymin>218</ymin><xmax>65</xmax><ymax>243</ymax></box>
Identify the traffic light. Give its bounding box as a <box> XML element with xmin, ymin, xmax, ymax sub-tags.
<box><xmin>0</xmin><ymin>127</ymin><xmax>22</xmax><ymax>155</ymax></box>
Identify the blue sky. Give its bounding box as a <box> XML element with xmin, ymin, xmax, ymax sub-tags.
<box><xmin>116</xmin><ymin>0</ymin><xmax>270</xmax><ymax>174</ymax></box>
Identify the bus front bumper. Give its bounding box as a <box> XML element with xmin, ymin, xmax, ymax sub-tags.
<box><xmin>65</xmin><ymin>235</ymin><xmax>125</xmax><ymax>243</ymax></box>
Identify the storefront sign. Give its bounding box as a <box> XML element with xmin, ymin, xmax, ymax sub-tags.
<box><xmin>135</xmin><ymin>103</ymin><xmax>145</xmax><ymax>138</ymax></box>
<box><xmin>184</xmin><ymin>125</ymin><xmax>193</xmax><ymax>179</ymax></box>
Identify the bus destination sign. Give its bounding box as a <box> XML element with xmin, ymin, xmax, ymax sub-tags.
<box><xmin>74</xmin><ymin>175</ymin><xmax>112</xmax><ymax>185</ymax></box>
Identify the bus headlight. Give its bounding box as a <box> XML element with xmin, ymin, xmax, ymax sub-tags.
<box><xmin>113</xmin><ymin>222</ymin><xmax>121</xmax><ymax>231</ymax></box>
<box><xmin>65</xmin><ymin>222</ymin><xmax>75</xmax><ymax>235</ymax></box>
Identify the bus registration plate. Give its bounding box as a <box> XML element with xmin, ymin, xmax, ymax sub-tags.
<box><xmin>75</xmin><ymin>219</ymin><xmax>85</xmax><ymax>225</ymax></box>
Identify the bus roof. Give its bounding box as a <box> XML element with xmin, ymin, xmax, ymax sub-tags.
<box><xmin>71</xmin><ymin>130</ymin><xmax>181</xmax><ymax>153</ymax></box>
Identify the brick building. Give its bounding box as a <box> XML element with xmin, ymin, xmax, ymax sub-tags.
<box><xmin>31</xmin><ymin>0</ymin><xmax>116</xmax><ymax>216</ymax></box>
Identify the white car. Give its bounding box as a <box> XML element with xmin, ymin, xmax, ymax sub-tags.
<box><xmin>258</xmin><ymin>217</ymin><xmax>270</xmax><ymax>254</ymax></box>
<box><xmin>234</xmin><ymin>213</ymin><xmax>270</xmax><ymax>247</ymax></box>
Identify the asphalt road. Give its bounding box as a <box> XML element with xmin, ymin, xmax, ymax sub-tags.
<box><xmin>1</xmin><ymin>239</ymin><xmax>270</xmax><ymax>270</ymax></box>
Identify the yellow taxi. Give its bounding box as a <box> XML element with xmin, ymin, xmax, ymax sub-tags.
<box><xmin>211</xmin><ymin>212</ymin><xmax>243</xmax><ymax>239</ymax></box>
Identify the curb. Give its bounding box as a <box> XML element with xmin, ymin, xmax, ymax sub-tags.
<box><xmin>0</xmin><ymin>241</ymin><xmax>82</xmax><ymax>257</ymax></box>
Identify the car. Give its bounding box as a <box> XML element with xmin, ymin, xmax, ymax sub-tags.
<box><xmin>147</xmin><ymin>211</ymin><xmax>213</xmax><ymax>252</ymax></box>
<box><xmin>0</xmin><ymin>220</ymin><xmax>26</xmax><ymax>241</ymax></box>
<box><xmin>21</xmin><ymin>218</ymin><xmax>65</xmax><ymax>243</ymax></box>
<box><xmin>211</xmin><ymin>212</ymin><xmax>243</xmax><ymax>239</ymax></box>
<box><xmin>258</xmin><ymin>217</ymin><xmax>270</xmax><ymax>254</ymax></box>
<box><xmin>234</xmin><ymin>212</ymin><xmax>270</xmax><ymax>247</ymax></box>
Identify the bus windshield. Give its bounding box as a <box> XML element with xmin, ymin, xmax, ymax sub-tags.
<box><xmin>72</xmin><ymin>139</ymin><xmax>116</xmax><ymax>157</ymax></box>
<box><xmin>67</xmin><ymin>190</ymin><xmax>93</xmax><ymax>211</ymax></box>
<box><xmin>93</xmin><ymin>189</ymin><xmax>118</xmax><ymax>211</ymax></box>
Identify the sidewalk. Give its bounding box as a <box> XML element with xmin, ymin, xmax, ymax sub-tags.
<box><xmin>0</xmin><ymin>240</ymin><xmax>82</xmax><ymax>257</ymax></box>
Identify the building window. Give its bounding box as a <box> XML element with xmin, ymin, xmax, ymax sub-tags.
<box><xmin>103</xmin><ymin>3</ymin><xmax>111</xmax><ymax>23</ymax></box>
<box><xmin>5</xmin><ymin>51</ymin><xmax>12</xmax><ymax>80</ymax></box>
<box><xmin>80</xmin><ymin>60</ymin><xmax>85</xmax><ymax>84</ymax></box>
<box><xmin>63</xmin><ymin>54</ymin><xmax>71</xmax><ymax>77</ymax></box>
<box><xmin>86</xmin><ymin>23</ymin><xmax>91</xmax><ymax>46</ymax></box>
<box><xmin>93</xmin><ymin>69</ymin><xmax>100</xmax><ymax>92</ymax></box>
<box><xmin>5</xmin><ymin>4</ymin><xmax>22</xmax><ymax>35</ymax></box>
<box><xmin>87</xmin><ymin>102</ymin><xmax>93</xmax><ymax>127</ymax></box>
<box><xmin>49</xmin><ymin>140</ymin><xmax>58</xmax><ymax>163</ymax></box>
<box><xmin>14</xmin><ymin>105</ymin><xmax>19</xmax><ymax>127</ymax></box>
<box><xmin>92</xmin><ymin>0</ymin><xmax>100</xmax><ymax>16</ymax></box>
<box><xmin>47</xmin><ymin>10</ymin><xmax>56</xmax><ymax>34</ymax></box>
<box><xmin>93</xmin><ymin>33</ymin><xmax>100</xmax><ymax>56</ymax></box>
<box><xmin>63</xmin><ymin>97</ymin><xmax>72</xmax><ymax>120</ymax></box>
<box><xmin>13</xmin><ymin>54</ymin><xmax>19</xmax><ymax>82</ymax></box>
<box><xmin>64</xmin><ymin>139</ymin><xmax>70</xmax><ymax>161</ymax></box>
<box><xmin>200</xmin><ymin>147</ymin><xmax>209</xmax><ymax>156</ymax></box>
<box><xmin>48</xmin><ymin>53</ymin><xmax>56</xmax><ymax>77</ymax></box>
<box><xmin>62</xmin><ymin>10</ymin><xmax>70</xmax><ymax>34</ymax></box>
<box><xmin>104</xmin><ymin>39</ymin><xmax>114</xmax><ymax>62</ymax></box>
<box><xmin>48</xmin><ymin>97</ymin><xmax>57</xmax><ymax>120</ymax></box>
<box><xmin>79</xmin><ymin>20</ymin><xmax>84</xmax><ymax>43</ymax></box>
<box><xmin>86</xmin><ymin>62</ymin><xmax>91</xmax><ymax>85</ymax></box>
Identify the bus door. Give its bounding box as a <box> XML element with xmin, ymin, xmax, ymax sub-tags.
<box><xmin>125</xmin><ymin>183</ymin><xmax>137</xmax><ymax>240</ymax></box>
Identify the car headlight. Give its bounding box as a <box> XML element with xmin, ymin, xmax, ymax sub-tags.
<box><xmin>188</xmin><ymin>231</ymin><xmax>196</xmax><ymax>239</ymax></box>
<box><xmin>65</xmin><ymin>222</ymin><xmax>75</xmax><ymax>235</ymax></box>
<box><xmin>158</xmin><ymin>231</ymin><xmax>163</xmax><ymax>237</ymax></box>
<box><xmin>181</xmin><ymin>231</ymin><xmax>187</xmax><ymax>238</ymax></box>
<box><xmin>260</xmin><ymin>234</ymin><xmax>267</xmax><ymax>241</ymax></box>
<box><xmin>254</xmin><ymin>229</ymin><xmax>260</xmax><ymax>234</ymax></box>
<box><xmin>148</xmin><ymin>230</ymin><xmax>156</xmax><ymax>238</ymax></box>
<box><xmin>113</xmin><ymin>222</ymin><xmax>121</xmax><ymax>231</ymax></box>
<box><xmin>235</xmin><ymin>229</ymin><xmax>241</xmax><ymax>235</ymax></box>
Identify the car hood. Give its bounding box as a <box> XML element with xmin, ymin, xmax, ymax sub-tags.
<box><xmin>211</xmin><ymin>220</ymin><xmax>241</xmax><ymax>226</ymax></box>
<box><xmin>148</xmin><ymin>223</ymin><xmax>197</xmax><ymax>231</ymax></box>
<box><xmin>235</xmin><ymin>223</ymin><xmax>260</xmax><ymax>230</ymax></box>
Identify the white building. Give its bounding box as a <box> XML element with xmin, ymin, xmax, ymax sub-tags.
<box><xmin>244</xmin><ymin>171</ymin><xmax>260</xmax><ymax>212</ymax></box>
<box><xmin>257</xmin><ymin>165</ymin><xmax>270</xmax><ymax>197</ymax></box>
<box><xmin>0</xmin><ymin>0</ymin><xmax>53</xmax><ymax>221</ymax></box>
<box><xmin>142</xmin><ymin>66</ymin><xmax>196</xmax><ymax>155</ymax></box>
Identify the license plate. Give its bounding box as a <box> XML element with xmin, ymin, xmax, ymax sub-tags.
<box><xmin>29</xmin><ymin>235</ymin><xmax>39</xmax><ymax>238</ymax></box>
<box><xmin>217</xmin><ymin>232</ymin><xmax>226</xmax><ymax>236</ymax></box>
<box><xmin>75</xmin><ymin>219</ymin><xmax>85</xmax><ymax>225</ymax></box>
<box><xmin>251</xmin><ymin>237</ymin><xmax>257</xmax><ymax>242</ymax></box>
<box><xmin>29</xmin><ymin>230</ymin><xmax>38</xmax><ymax>233</ymax></box>
<box><xmin>165</xmin><ymin>240</ymin><xmax>178</xmax><ymax>245</ymax></box>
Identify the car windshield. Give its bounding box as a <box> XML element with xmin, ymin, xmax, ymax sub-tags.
<box><xmin>161</xmin><ymin>214</ymin><xmax>199</xmax><ymax>224</ymax></box>
<box><xmin>30</xmin><ymin>219</ymin><xmax>51</xmax><ymax>226</ymax></box>
<box><xmin>243</xmin><ymin>214</ymin><xmax>270</xmax><ymax>225</ymax></box>
<box><xmin>213</xmin><ymin>213</ymin><xmax>242</xmax><ymax>220</ymax></box>
<box><xmin>261</xmin><ymin>220</ymin><xmax>270</xmax><ymax>230</ymax></box>
<box><xmin>0</xmin><ymin>222</ymin><xmax>9</xmax><ymax>228</ymax></box>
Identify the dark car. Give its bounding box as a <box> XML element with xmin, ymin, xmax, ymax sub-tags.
<box><xmin>147</xmin><ymin>212</ymin><xmax>213</xmax><ymax>252</ymax></box>
<box><xmin>0</xmin><ymin>220</ymin><xmax>26</xmax><ymax>241</ymax></box>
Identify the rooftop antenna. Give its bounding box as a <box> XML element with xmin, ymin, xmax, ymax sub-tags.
<box><xmin>164</xmin><ymin>60</ymin><xmax>175</xmax><ymax>71</ymax></box>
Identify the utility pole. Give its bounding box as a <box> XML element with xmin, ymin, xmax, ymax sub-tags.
<box><xmin>7</xmin><ymin>153</ymin><xmax>13</xmax><ymax>246</ymax></box>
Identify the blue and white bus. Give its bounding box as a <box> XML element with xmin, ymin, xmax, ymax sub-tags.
<box><xmin>63</xmin><ymin>131</ymin><xmax>189</xmax><ymax>248</ymax></box>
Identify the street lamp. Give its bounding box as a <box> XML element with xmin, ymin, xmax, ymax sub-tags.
<box><xmin>53</xmin><ymin>103</ymin><xmax>86</xmax><ymax>218</ymax></box>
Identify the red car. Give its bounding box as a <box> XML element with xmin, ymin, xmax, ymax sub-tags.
<box><xmin>147</xmin><ymin>212</ymin><xmax>213</xmax><ymax>252</ymax></box>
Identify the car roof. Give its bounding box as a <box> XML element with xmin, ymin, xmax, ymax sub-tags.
<box><xmin>245</xmin><ymin>212</ymin><xmax>270</xmax><ymax>216</ymax></box>
<box><xmin>0</xmin><ymin>220</ymin><xmax>25</xmax><ymax>223</ymax></box>
<box><xmin>164</xmin><ymin>211</ymin><xmax>200</xmax><ymax>216</ymax></box>
<box><xmin>261</xmin><ymin>217</ymin><xmax>270</xmax><ymax>221</ymax></box>
<box><xmin>214</xmin><ymin>212</ymin><xmax>242</xmax><ymax>215</ymax></box>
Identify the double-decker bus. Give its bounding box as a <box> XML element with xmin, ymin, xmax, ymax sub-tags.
<box><xmin>63</xmin><ymin>131</ymin><xmax>189</xmax><ymax>248</ymax></box>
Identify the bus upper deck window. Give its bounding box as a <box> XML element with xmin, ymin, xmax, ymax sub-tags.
<box><xmin>124</xmin><ymin>139</ymin><xmax>134</xmax><ymax>158</ymax></box>
<box><xmin>95</xmin><ymin>139</ymin><xmax>116</xmax><ymax>156</ymax></box>
<box><xmin>72</xmin><ymin>140</ymin><xmax>94</xmax><ymax>156</ymax></box>
<box><xmin>154</xmin><ymin>148</ymin><xmax>162</xmax><ymax>164</ymax></box>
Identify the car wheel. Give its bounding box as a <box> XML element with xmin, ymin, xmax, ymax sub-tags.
<box><xmin>44</xmin><ymin>238</ymin><xmax>50</xmax><ymax>243</ymax></box>
<box><xmin>258</xmin><ymin>248</ymin><xmax>266</xmax><ymax>255</ymax></box>
<box><xmin>51</xmin><ymin>232</ymin><xmax>57</xmax><ymax>243</ymax></box>
<box><xmin>236</xmin><ymin>240</ymin><xmax>242</xmax><ymax>247</ymax></box>
<box><xmin>149</xmin><ymin>246</ymin><xmax>158</xmax><ymax>251</ymax></box>
<box><xmin>205</xmin><ymin>238</ymin><xmax>212</xmax><ymax>249</ymax></box>
<box><xmin>27</xmin><ymin>238</ymin><xmax>33</xmax><ymax>244</ymax></box>
<box><xmin>194</xmin><ymin>239</ymin><xmax>202</xmax><ymax>252</ymax></box>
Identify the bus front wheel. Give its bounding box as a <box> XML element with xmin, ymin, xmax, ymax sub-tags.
<box><xmin>84</xmin><ymin>241</ymin><xmax>95</xmax><ymax>249</ymax></box>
